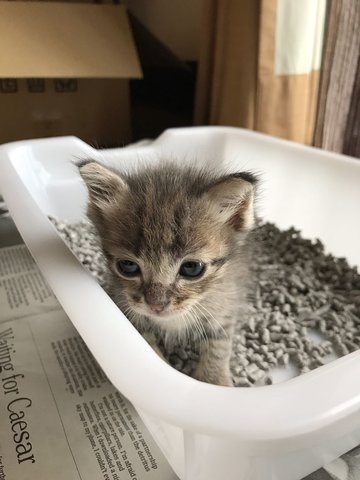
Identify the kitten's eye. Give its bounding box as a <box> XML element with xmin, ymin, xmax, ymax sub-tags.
<box><xmin>179</xmin><ymin>261</ymin><xmax>205</xmax><ymax>279</ymax></box>
<box><xmin>116</xmin><ymin>260</ymin><xmax>141</xmax><ymax>277</ymax></box>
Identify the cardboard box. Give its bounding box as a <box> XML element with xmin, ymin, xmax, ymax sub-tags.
<box><xmin>0</xmin><ymin>2</ymin><xmax>142</xmax><ymax>146</ymax></box>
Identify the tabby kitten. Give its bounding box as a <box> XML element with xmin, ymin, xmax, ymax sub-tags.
<box><xmin>79</xmin><ymin>161</ymin><xmax>256</xmax><ymax>386</ymax></box>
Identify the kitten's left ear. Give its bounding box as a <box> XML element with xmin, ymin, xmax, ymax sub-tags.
<box><xmin>78</xmin><ymin>161</ymin><xmax>128</xmax><ymax>209</ymax></box>
<box><xmin>205</xmin><ymin>173</ymin><xmax>256</xmax><ymax>231</ymax></box>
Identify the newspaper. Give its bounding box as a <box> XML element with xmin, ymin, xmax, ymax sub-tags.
<box><xmin>0</xmin><ymin>245</ymin><xmax>61</xmax><ymax>322</ymax></box>
<box><xmin>0</xmin><ymin>245</ymin><xmax>177</xmax><ymax>480</ymax></box>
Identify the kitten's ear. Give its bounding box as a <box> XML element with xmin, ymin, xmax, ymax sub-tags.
<box><xmin>78</xmin><ymin>161</ymin><xmax>128</xmax><ymax>209</ymax></box>
<box><xmin>205</xmin><ymin>173</ymin><xmax>256</xmax><ymax>231</ymax></box>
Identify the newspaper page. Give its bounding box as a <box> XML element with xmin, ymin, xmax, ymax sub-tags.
<box><xmin>0</xmin><ymin>310</ymin><xmax>178</xmax><ymax>480</ymax></box>
<box><xmin>0</xmin><ymin>243</ymin><xmax>177</xmax><ymax>479</ymax></box>
<box><xmin>0</xmin><ymin>245</ymin><xmax>60</xmax><ymax>322</ymax></box>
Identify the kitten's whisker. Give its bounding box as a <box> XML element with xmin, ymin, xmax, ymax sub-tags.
<box><xmin>197</xmin><ymin>301</ymin><xmax>221</xmax><ymax>325</ymax></box>
<box><xmin>122</xmin><ymin>306</ymin><xmax>133</xmax><ymax>319</ymax></box>
<box><xmin>182</xmin><ymin>311</ymin><xmax>193</xmax><ymax>344</ymax></box>
<box><xmin>194</xmin><ymin>310</ymin><xmax>205</xmax><ymax>341</ymax></box>
<box><xmin>185</xmin><ymin>310</ymin><xmax>197</xmax><ymax>344</ymax></box>
<box><xmin>192</xmin><ymin>311</ymin><xmax>206</xmax><ymax>343</ymax></box>
<box><xmin>198</xmin><ymin>312</ymin><xmax>218</xmax><ymax>340</ymax></box>
<box><xmin>196</xmin><ymin>302</ymin><xmax>228</xmax><ymax>339</ymax></box>
<box><xmin>192</xmin><ymin>306</ymin><xmax>205</xmax><ymax>335</ymax></box>
<box><xmin>178</xmin><ymin>313</ymin><xmax>186</xmax><ymax>344</ymax></box>
<box><xmin>122</xmin><ymin>304</ymin><xmax>144</xmax><ymax>330</ymax></box>
<box><xmin>187</xmin><ymin>307</ymin><xmax>199</xmax><ymax>335</ymax></box>
<box><xmin>191</xmin><ymin>305</ymin><xmax>209</xmax><ymax>344</ymax></box>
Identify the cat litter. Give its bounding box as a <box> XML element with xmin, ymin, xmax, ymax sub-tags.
<box><xmin>50</xmin><ymin>217</ymin><xmax>360</xmax><ymax>387</ymax></box>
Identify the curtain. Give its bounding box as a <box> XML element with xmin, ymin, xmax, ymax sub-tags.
<box><xmin>195</xmin><ymin>0</ymin><xmax>327</xmax><ymax>145</ymax></box>
<box><xmin>313</xmin><ymin>0</ymin><xmax>360</xmax><ymax>157</ymax></box>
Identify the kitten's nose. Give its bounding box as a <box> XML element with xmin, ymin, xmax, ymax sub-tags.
<box><xmin>144</xmin><ymin>283</ymin><xmax>170</xmax><ymax>314</ymax></box>
<box><xmin>147</xmin><ymin>302</ymin><xmax>169</xmax><ymax>314</ymax></box>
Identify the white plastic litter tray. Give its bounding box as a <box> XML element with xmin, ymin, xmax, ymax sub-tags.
<box><xmin>1</xmin><ymin>127</ymin><xmax>360</xmax><ymax>480</ymax></box>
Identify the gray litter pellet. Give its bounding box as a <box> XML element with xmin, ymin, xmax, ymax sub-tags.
<box><xmin>50</xmin><ymin>217</ymin><xmax>360</xmax><ymax>387</ymax></box>
<box><xmin>237</xmin><ymin>378</ymin><xmax>251</xmax><ymax>387</ymax></box>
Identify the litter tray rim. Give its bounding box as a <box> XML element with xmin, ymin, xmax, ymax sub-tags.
<box><xmin>1</xmin><ymin>127</ymin><xmax>360</xmax><ymax>449</ymax></box>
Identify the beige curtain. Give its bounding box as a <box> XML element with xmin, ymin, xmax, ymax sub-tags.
<box><xmin>195</xmin><ymin>0</ymin><xmax>327</xmax><ymax>145</ymax></box>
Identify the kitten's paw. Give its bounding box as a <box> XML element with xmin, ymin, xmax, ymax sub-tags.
<box><xmin>214</xmin><ymin>373</ymin><xmax>234</xmax><ymax>387</ymax></box>
<box><xmin>219</xmin><ymin>375</ymin><xmax>234</xmax><ymax>387</ymax></box>
<box><xmin>193</xmin><ymin>368</ymin><xmax>234</xmax><ymax>387</ymax></box>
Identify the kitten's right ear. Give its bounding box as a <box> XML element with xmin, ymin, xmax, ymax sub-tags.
<box><xmin>78</xmin><ymin>161</ymin><xmax>128</xmax><ymax>209</ymax></box>
<box><xmin>204</xmin><ymin>173</ymin><xmax>256</xmax><ymax>231</ymax></box>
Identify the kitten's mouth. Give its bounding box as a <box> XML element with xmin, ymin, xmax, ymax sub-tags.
<box><xmin>146</xmin><ymin>307</ymin><xmax>175</xmax><ymax>319</ymax></box>
<box><xmin>134</xmin><ymin>304</ymin><xmax>184</xmax><ymax>321</ymax></box>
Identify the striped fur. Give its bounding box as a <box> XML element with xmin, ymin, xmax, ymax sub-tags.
<box><xmin>79</xmin><ymin>161</ymin><xmax>256</xmax><ymax>386</ymax></box>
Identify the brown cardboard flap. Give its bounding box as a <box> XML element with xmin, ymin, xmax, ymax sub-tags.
<box><xmin>0</xmin><ymin>79</ymin><xmax>132</xmax><ymax>145</ymax></box>
<box><xmin>0</xmin><ymin>2</ymin><xmax>142</xmax><ymax>78</ymax></box>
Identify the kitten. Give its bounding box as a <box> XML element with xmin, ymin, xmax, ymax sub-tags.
<box><xmin>79</xmin><ymin>161</ymin><xmax>256</xmax><ymax>386</ymax></box>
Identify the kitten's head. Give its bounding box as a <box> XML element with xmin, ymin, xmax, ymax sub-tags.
<box><xmin>79</xmin><ymin>161</ymin><xmax>256</xmax><ymax>329</ymax></box>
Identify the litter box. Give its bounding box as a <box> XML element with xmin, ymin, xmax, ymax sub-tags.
<box><xmin>1</xmin><ymin>127</ymin><xmax>360</xmax><ymax>480</ymax></box>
